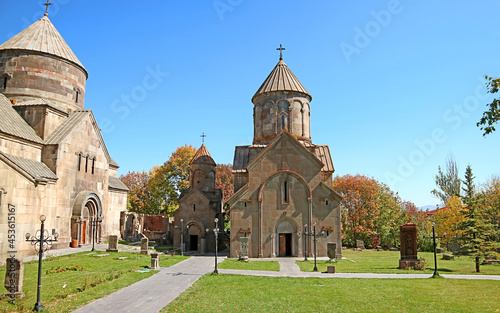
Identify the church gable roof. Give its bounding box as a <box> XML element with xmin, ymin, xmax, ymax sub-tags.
<box><xmin>227</xmin><ymin>183</ymin><xmax>249</xmax><ymax>207</ymax></box>
<box><xmin>190</xmin><ymin>144</ymin><xmax>216</xmax><ymax>165</ymax></box>
<box><xmin>252</xmin><ymin>59</ymin><xmax>311</xmax><ymax>102</ymax></box>
<box><xmin>246</xmin><ymin>130</ymin><xmax>324</xmax><ymax>173</ymax></box>
<box><xmin>0</xmin><ymin>16</ymin><xmax>87</xmax><ymax>76</ymax></box>
<box><xmin>108</xmin><ymin>176</ymin><xmax>129</xmax><ymax>192</ymax></box>
<box><xmin>0</xmin><ymin>150</ymin><xmax>57</xmax><ymax>183</ymax></box>
<box><xmin>0</xmin><ymin>94</ymin><xmax>43</xmax><ymax>144</ymax></box>
<box><xmin>45</xmin><ymin>109</ymin><xmax>117</xmax><ymax>168</ymax></box>
<box><xmin>12</xmin><ymin>98</ymin><xmax>68</xmax><ymax>115</ymax></box>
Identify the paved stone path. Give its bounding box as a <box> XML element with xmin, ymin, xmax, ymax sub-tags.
<box><xmin>73</xmin><ymin>256</ymin><xmax>224</xmax><ymax>313</ymax></box>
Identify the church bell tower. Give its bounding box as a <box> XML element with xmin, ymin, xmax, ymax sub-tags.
<box><xmin>252</xmin><ymin>45</ymin><xmax>312</xmax><ymax>145</ymax></box>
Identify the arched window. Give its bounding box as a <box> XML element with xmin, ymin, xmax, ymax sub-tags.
<box><xmin>2</xmin><ymin>77</ymin><xmax>7</xmax><ymax>89</ymax></box>
<box><xmin>281</xmin><ymin>115</ymin><xmax>286</xmax><ymax>130</ymax></box>
<box><xmin>91</xmin><ymin>157</ymin><xmax>96</xmax><ymax>174</ymax></box>
<box><xmin>75</xmin><ymin>90</ymin><xmax>80</xmax><ymax>103</ymax></box>
<box><xmin>193</xmin><ymin>204</ymin><xmax>196</xmax><ymax>212</ymax></box>
<box><xmin>85</xmin><ymin>155</ymin><xmax>89</xmax><ymax>173</ymax></box>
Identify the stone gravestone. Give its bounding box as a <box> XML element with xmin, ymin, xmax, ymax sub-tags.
<box><xmin>140</xmin><ymin>237</ymin><xmax>149</xmax><ymax>255</ymax></box>
<box><xmin>327</xmin><ymin>242</ymin><xmax>337</xmax><ymax>261</ymax></box>
<box><xmin>150</xmin><ymin>253</ymin><xmax>160</xmax><ymax>270</ymax></box>
<box><xmin>2</xmin><ymin>258</ymin><xmax>25</xmax><ymax>300</ymax></box>
<box><xmin>399</xmin><ymin>223</ymin><xmax>420</xmax><ymax>270</ymax></box>
<box><xmin>106</xmin><ymin>235</ymin><xmax>119</xmax><ymax>252</ymax></box>
<box><xmin>356</xmin><ymin>240</ymin><xmax>365</xmax><ymax>250</ymax></box>
<box><xmin>238</xmin><ymin>237</ymin><xmax>249</xmax><ymax>261</ymax></box>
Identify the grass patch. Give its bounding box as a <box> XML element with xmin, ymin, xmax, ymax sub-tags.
<box><xmin>218</xmin><ymin>259</ymin><xmax>280</xmax><ymax>271</ymax></box>
<box><xmin>162</xmin><ymin>274</ymin><xmax>500</xmax><ymax>312</ymax></box>
<box><xmin>297</xmin><ymin>250</ymin><xmax>500</xmax><ymax>275</ymax></box>
<box><xmin>0</xmin><ymin>251</ymin><xmax>188</xmax><ymax>313</ymax></box>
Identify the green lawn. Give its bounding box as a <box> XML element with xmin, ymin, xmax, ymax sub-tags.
<box><xmin>297</xmin><ymin>250</ymin><xmax>500</xmax><ymax>275</ymax></box>
<box><xmin>162</xmin><ymin>274</ymin><xmax>500</xmax><ymax>312</ymax></box>
<box><xmin>218</xmin><ymin>259</ymin><xmax>280</xmax><ymax>271</ymax></box>
<box><xmin>0</xmin><ymin>251</ymin><xmax>188</xmax><ymax>313</ymax></box>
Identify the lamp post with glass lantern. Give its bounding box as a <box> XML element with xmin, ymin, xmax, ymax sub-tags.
<box><xmin>25</xmin><ymin>215</ymin><xmax>58</xmax><ymax>312</ymax></box>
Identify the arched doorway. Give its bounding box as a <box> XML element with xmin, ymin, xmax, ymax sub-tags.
<box><xmin>185</xmin><ymin>219</ymin><xmax>210</xmax><ymax>254</ymax></box>
<box><xmin>71</xmin><ymin>192</ymin><xmax>102</xmax><ymax>247</ymax></box>
<box><xmin>274</xmin><ymin>218</ymin><xmax>298</xmax><ymax>257</ymax></box>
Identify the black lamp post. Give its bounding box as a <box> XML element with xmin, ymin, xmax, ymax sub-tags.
<box><xmin>213</xmin><ymin>218</ymin><xmax>220</xmax><ymax>274</ymax></box>
<box><xmin>25</xmin><ymin>215</ymin><xmax>58</xmax><ymax>312</ymax></box>
<box><xmin>180</xmin><ymin>218</ymin><xmax>184</xmax><ymax>256</ymax></box>
<box><xmin>90</xmin><ymin>217</ymin><xmax>102</xmax><ymax>251</ymax></box>
<box><xmin>304</xmin><ymin>222</ymin><xmax>325</xmax><ymax>272</ymax></box>
<box><xmin>432</xmin><ymin>222</ymin><xmax>439</xmax><ymax>278</ymax></box>
<box><xmin>303</xmin><ymin>224</ymin><xmax>308</xmax><ymax>261</ymax></box>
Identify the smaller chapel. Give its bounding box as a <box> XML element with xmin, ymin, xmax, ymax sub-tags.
<box><xmin>173</xmin><ymin>144</ymin><xmax>224</xmax><ymax>254</ymax></box>
<box><xmin>228</xmin><ymin>49</ymin><xmax>343</xmax><ymax>258</ymax></box>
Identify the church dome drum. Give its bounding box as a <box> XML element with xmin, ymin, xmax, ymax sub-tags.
<box><xmin>0</xmin><ymin>15</ymin><xmax>88</xmax><ymax>113</ymax></box>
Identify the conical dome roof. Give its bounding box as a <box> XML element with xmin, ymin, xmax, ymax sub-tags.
<box><xmin>0</xmin><ymin>15</ymin><xmax>87</xmax><ymax>77</ymax></box>
<box><xmin>190</xmin><ymin>144</ymin><xmax>216</xmax><ymax>165</ymax></box>
<box><xmin>252</xmin><ymin>59</ymin><xmax>311</xmax><ymax>102</ymax></box>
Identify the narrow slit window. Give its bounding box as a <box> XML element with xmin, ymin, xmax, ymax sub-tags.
<box><xmin>91</xmin><ymin>157</ymin><xmax>95</xmax><ymax>174</ymax></box>
<box><xmin>75</xmin><ymin>90</ymin><xmax>80</xmax><ymax>103</ymax></box>
<box><xmin>3</xmin><ymin>77</ymin><xmax>7</xmax><ymax>89</ymax></box>
<box><xmin>193</xmin><ymin>204</ymin><xmax>196</xmax><ymax>212</ymax></box>
<box><xmin>85</xmin><ymin>155</ymin><xmax>89</xmax><ymax>173</ymax></box>
<box><xmin>283</xmin><ymin>181</ymin><xmax>288</xmax><ymax>203</ymax></box>
<box><xmin>326</xmin><ymin>200</ymin><xmax>329</xmax><ymax>205</ymax></box>
<box><xmin>281</xmin><ymin>115</ymin><xmax>286</xmax><ymax>130</ymax></box>
<box><xmin>78</xmin><ymin>153</ymin><xmax>82</xmax><ymax>171</ymax></box>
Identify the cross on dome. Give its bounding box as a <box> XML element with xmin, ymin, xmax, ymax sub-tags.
<box><xmin>276</xmin><ymin>44</ymin><xmax>285</xmax><ymax>60</ymax></box>
<box><xmin>200</xmin><ymin>132</ymin><xmax>207</xmax><ymax>144</ymax></box>
<box><xmin>43</xmin><ymin>0</ymin><xmax>52</xmax><ymax>16</ymax></box>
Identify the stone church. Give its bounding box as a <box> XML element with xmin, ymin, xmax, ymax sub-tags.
<box><xmin>173</xmin><ymin>144</ymin><xmax>223</xmax><ymax>254</ymax></box>
<box><xmin>0</xmin><ymin>12</ymin><xmax>128</xmax><ymax>263</ymax></box>
<box><xmin>228</xmin><ymin>52</ymin><xmax>343</xmax><ymax>258</ymax></box>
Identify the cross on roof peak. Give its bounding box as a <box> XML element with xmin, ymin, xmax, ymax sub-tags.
<box><xmin>200</xmin><ymin>132</ymin><xmax>207</xmax><ymax>144</ymax></box>
<box><xmin>276</xmin><ymin>44</ymin><xmax>285</xmax><ymax>60</ymax></box>
<box><xmin>43</xmin><ymin>0</ymin><xmax>52</xmax><ymax>16</ymax></box>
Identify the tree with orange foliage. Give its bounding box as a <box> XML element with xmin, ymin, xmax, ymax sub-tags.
<box><xmin>333</xmin><ymin>174</ymin><xmax>380</xmax><ymax>246</ymax></box>
<box><xmin>119</xmin><ymin>170</ymin><xmax>152</xmax><ymax>214</ymax></box>
<box><xmin>432</xmin><ymin>195</ymin><xmax>466</xmax><ymax>243</ymax></box>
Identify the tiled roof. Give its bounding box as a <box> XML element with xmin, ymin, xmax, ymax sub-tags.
<box><xmin>0</xmin><ymin>94</ymin><xmax>43</xmax><ymax>144</ymax></box>
<box><xmin>309</xmin><ymin>145</ymin><xmax>335</xmax><ymax>172</ymax></box>
<box><xmin>108</xmin><ymin>176</ymin><xmax>129</xmax><ymax>191</ymax></box>
<box><xmin>0</xmin><ymin>15</ymin><xmax>87</xmax><ymax>77</ymax></box>
<box><xmin>232</xmin><ymin>141</ymin><xmax>334</xmax><ymax>173</ymax></box>
<box><xmin>109</xmin><ymin>157</ymin><xmax>119</xmax><ymax>168</ymax></box>
<box><xmin>12</xmin><ymin>98</ymin><xmax>67</xmax><ymax>114</ymax></box>
<box><xmin>190</xmin><ymin>144</ymin><xmax>216</xmax><ymax>165</ymax></box>
<box><xmin>252</xmin><ymin>59</ymin><xmax>311</xmax><ymax>102</ymax></box>
<box><xmin>0</xmin><ymin>150</ymin><xmax>57</xmax><ymax>181</ymax></box>
<box><xmin>45</xmin><ymin>110</ymin><xmax>89</xmax><ymax>144</ymax></box>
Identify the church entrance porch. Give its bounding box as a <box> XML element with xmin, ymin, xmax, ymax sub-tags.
<box><xmin>71</xmin><ymin>192</ymin><xmax>103</xmax><ymax>248</ymax></box>
<box><xmin>279</xmin><ymin>233</ymin><xmax>292</xmax><ymax>256</ymax></box>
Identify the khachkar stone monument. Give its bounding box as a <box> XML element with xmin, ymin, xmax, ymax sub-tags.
<box><xmin>399</xmin><ymin>223</ymin><xmax>420</xmax><ymax>269</ymax></box>
<box><xmin>2</xmin><ymin>258</ymin><xmax>25</xmax><ymax>300</ymax></box>
<box><xmin>106</xmin><ymin>235</ymin><xmax>119</xmax><ymax>252</ymax></box>
<box><xmin>140</xmin><ymin>237</ymin><xmax>149</xmax><ymax>255</ymax></box>
<box><xmin>239</xmin><ymin>237</ymin><xmax>249</xmax><ymax>261</ymax></box>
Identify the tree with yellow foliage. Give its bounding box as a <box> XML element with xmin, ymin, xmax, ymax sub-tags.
<box><xmin>432</xmin><ymin>195</ymin><xmax>466</xmax><ymax>244</ymax></box>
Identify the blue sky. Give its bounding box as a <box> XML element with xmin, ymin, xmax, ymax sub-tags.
<box><xmin>2</xmin><ymin>1</ymin><xmax>499</xmax><ymax>208</ymax></box>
